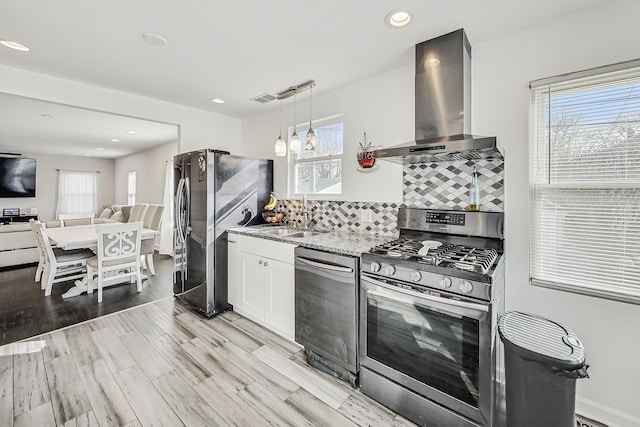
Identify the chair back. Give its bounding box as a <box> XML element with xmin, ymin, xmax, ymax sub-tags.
<box><xmin>59</xmin><ymin>212</ymin><xmax>95</xmax><ymax>227</ymax></box>
<box><xmin>128</xmin><ymin>204</ymin><xmax>148</xmax><ymax>223</ymax></box>
<box><xmin>30</xmin><ymin>220</ymin><xmax>56</xmax><ymax>264</ymax></box>
<box><xmin>29</xmin><ymin>219</ymin><xmax>47</xmax><ymax>260</ymax></box>
<box><xmin>95</xmin><ymin>222</ymin><xmax>143</xmax><ymax>264</ymax></box>
<box><xmin>143</xmin><ymin>204</ymin><xmax>164</xmax><ymax>231</ymax></box>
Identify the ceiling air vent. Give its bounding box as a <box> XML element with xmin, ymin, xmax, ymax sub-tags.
<box><xmin>250</xmin><ymin>93</ymin><xmax>277</xmax><ymax>103</ymax></box>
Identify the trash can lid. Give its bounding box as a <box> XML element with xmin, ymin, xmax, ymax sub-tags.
<box><xmin>498</xmin><ymin>311</ymin><xmax>586</xmax><ymax>370</ymax></box>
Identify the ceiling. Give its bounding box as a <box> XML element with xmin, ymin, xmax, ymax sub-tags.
<box><xmin>0</xmin><ymin>93</ymin><xmax>178</xmax><ymax>158</ymax></box>
<box><xmin>1</xmin><ymin>0</ymin><xmax>610</xmax><ymax>120</ymax></box>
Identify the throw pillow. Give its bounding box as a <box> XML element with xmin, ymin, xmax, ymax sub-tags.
<box><xmin>99</xmin><ymin>208</ymin><xmax>113</xmax><ymax>218</ymax></box>
<box><xmin>110</xmin><ymin>211</ymin><xmax>124</xmax><ymax>222</ymax></box>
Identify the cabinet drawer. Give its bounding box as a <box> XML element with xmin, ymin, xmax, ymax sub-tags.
<box><xmin>236</xmin><ymin>234</ymin><xmax>295</xmax><ymax>264</ymax></box>
<box><xmin>0</xmin><ymin>230</ymin><xmax>37</xmax><ymax>251</ymax></box>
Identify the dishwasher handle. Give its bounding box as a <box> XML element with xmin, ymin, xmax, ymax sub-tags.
<box><xmin>295</xmin><ymin>256</ymin><xmax>354</xmax><ymax>273</ymax></box>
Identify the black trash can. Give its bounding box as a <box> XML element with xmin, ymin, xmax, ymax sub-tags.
<box><xmin>498</xmin><ymin>311</ymin><xmax>589</xmax><ymax>427</ymax></box>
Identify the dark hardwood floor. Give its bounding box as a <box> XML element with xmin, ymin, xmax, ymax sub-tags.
<box><xmin>0</xmin><ymin>254</ymin><xmax>175</xmax><ymax>346</ymax></box>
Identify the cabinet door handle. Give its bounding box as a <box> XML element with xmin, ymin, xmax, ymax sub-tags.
<box><xmin>259</xmin><ymin>260</ymin><xmax>263</xmax><ymax>265</ymax></box>
<box><xmin>264</xmin><ymin>261</ymin><xmax>269</xmax><ymax>267</ymax></box>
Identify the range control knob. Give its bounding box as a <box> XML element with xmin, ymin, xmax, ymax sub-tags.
<box><xmin>384</xmin><ymin>264</ymin><xmax>396</xmax><ymax>276</ymax></box>
<box><xmin>410</xmin><ymin>270</ymin><xmax>422</xmax><ymax>282</ymax></box>
<box><xmin>460</xmin><ymin>280</ymin><xmax>473</xmax><ymax>294</ymax></box>
<box><xmin>439</xmin><ymin>276</ymin><xmax>452</xmax><ymax>289</ymax></box>
<box><xmin>370</xmin><ymin>262</ymin><xmax>381</xmax><ymax>273</ymax></box>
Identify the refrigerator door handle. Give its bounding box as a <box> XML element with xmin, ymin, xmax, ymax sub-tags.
<box><xmin>175</xmin><ymin>178</ymin><xmax>185</xmax><ymax>245</ymax></box>
<box><xmin>184</xmin><ymin>177</ymin><xmax>191</xmax><ymax>237</ymax></box>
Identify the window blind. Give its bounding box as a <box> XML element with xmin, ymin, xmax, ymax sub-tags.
<box><xmin>530</xmin><ymin>60</ymin><xmax>640</xmax><ymax>304</ymax></box>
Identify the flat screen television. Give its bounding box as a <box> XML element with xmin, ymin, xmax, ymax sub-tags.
<box><xmin>0</xmin><ymin>157</ymin><xmax>36</xmax><ymax>198</ymax></box>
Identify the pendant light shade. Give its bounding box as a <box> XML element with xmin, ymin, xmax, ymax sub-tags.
<box><xmin>275</xmin><ymin>135</ymin><xmax>287</xmax><ymax>156</ymax></box>
<box><xmin>275</xmin><ymin>100</ymin><xmax>287</xmax><ymax>156</ymax></box>
<box><xmin>304</xmin><ymin>84</ymin><xmax>316</xmax><ymax>151</ymax></box>
<box><xmin>289</xmin><ymin>91</ymin><xmax>301</xmax><ymax>154</ymax></box>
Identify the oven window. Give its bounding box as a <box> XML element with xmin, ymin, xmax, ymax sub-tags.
<box><xmin>366</xmin><ymin>292</ymin><xmax>480</xmax><ymax>407</ymax></box>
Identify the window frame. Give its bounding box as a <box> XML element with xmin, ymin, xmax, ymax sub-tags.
<box><xmin>127</xmin><ymin>170</ymin><xmax>136</xmax><ymax>205</ymax></box>
<box><xmin>529</xmin><ymin>58</ymin><xmax>640</xmax><ymax>305</ymax></box>
<box><xmin>56</xmin><ymin>170</ymin><xmax>98</xmax><ymax>216</ymax></box>
<box><xmin>288</xmin><ymin>114</ymin><xmax>344</xmax><ymax>197</ymax></box>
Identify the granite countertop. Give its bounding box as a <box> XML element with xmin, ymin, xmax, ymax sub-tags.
<box><xmin>228</xmin><ymin>225</ymin><xmax>395</xmax><ymax>257</ymax></box>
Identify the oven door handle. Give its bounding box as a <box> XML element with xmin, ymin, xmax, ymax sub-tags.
<box><xmin>361</xmin><ymin>275</ymin><xmax>489</xmax><ymax>313</ymax></box>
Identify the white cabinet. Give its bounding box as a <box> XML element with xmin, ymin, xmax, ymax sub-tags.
<box><xmin>228</xmin><ymin>233</ymin><xmax>295</xmax><ymax>341</ymax></box>
<box><xmin>264</xmin><ymin>257</ymin><xmax>295</xmax><ymax>337</ymax></box>
<box><xmin>238</xmin><ymin>251</ymin><xmax>266</xmax><ymax>319</ymax></box>
<box><xmin>0</xmin><ymin>223</ymin><xmax>39</xmax><ymax>268</ymax></box>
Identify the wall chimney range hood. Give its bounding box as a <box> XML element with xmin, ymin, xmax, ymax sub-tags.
<box><xmin>375</xmin><ymin>29</ymin><xmax>502</xmax><ymax>163</ymax></box>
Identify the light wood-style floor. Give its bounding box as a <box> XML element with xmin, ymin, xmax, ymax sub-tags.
<box><xmin>0</xmin><ymin>298</ymin><xmax>417</xmax><ymax>427</ymax></box>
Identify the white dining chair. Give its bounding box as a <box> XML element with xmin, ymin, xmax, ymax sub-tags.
<box><xmin>86</xmin><ymin>221</ymin><xmax>143</xmax><ymax>303</ymax></box>
<box><xmin>59</xmin><ymin>212</ymin><xmax>95</xmax><ymax>227</ymax></box>
<box><xmin>29</xmin><ymin>219</ymin><xmax>47</xmax><ymax>282</ymax></box>
<box><xmin>140</xmin><ymin>204</ymin><xmax>164</xmax><ymax>275</ymax></box>
<box><xmin>31</xmin><ymin>221</ymin><xmax>94</xmax><ymax>296</ymax></box>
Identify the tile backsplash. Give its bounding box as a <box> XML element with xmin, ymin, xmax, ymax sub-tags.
<box><xmin>279</xmin><ymin>199</ymin><xmax>400</xmax><ymax>237</ymax></box>
<box><xmin>403</xmin><ymin>159</ymin><xmax>504</xmax><ymax>211</ymax></box>
<box><xmin>276</xmin><ymin>159</ymin><xmax>504</xmax><ymax>236</ymax></box>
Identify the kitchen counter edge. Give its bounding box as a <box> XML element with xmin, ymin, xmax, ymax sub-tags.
<box><xmin>228</xmin><ymin>226</ymin><xmax>396</xmax><ymax>257</ymax></box>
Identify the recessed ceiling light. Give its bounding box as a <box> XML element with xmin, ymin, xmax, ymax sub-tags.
<box><xmin>384</xmin><ymin>8</ymin><xmax>414</xmax><ymax>28</ymax></box>
<box><xmin>40</xmin><ymin>113</ymin><xmax>56</xmax><ymax>119</ymax></box>
<box><xmin>84</xmin><ymin>153</ymin><xmax>92</xmax><ymax>157</ymax></box>
<box><xmin>126</xmin><ymin>130</ymin><xmax>137</xmax><ymax>134</ymax></box>
<box><xmin>142</xmin><ymin>32</ymin><xmax>168</xmax><ymax>46</ymax></box>
<box><xmin>110</xmin><ymin>139</ymin><xmax>121</xmax><ymax>142</ymax></box>
<box><xmin>96</xmin><ymin>148</ymin><xmax>105</xmax><ymax>151</ymax></box>
<box><xmin>0</xmin><ymin>40</ymin><xmax>30</xmax><ymax>52</ymax></box>
<box><xmin>211</xmin><ymin>98</ymin><xmax>225</xmax><ymax>104</ymax></box>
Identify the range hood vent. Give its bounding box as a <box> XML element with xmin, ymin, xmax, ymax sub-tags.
<box><xmin>375</xmin><ymin>29</ymin><xmax>502</xmax><ymax>163</ymax></box>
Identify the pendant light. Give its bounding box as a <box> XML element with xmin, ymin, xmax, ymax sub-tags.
<box><xmin>274</xmin><ymin>99</ymin><xmax>286</xmax><ymax>156</ymax></box>
<box><xmin>289</xmin><ymin>91</ymin><xmax>301</xmax><ymax>154</ymax></box>
<box><xmin>304</xmin><ymin>84</ymin><xmax>316</xmax><ymax>151</ymax></box>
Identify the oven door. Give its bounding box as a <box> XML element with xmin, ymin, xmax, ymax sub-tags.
<box><xmin>360</xmin><ymin>274</ymin><xmax>493</xmax><ymax>425</ymax></box>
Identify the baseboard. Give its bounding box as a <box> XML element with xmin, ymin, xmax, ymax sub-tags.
<box><xmin>577</xmin><ymin>396</ymin><xmax>640</xmax><ymax>427</ymax></box>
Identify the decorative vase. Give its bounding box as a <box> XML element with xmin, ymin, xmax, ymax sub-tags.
<box><xmin>357</xmin><ymin>132</ymin><xmax>376</xmax><ymax>169</ymax></box>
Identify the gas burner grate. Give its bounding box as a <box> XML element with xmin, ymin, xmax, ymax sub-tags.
<box><xmin>371</xmin><ymin>239</ymin><xmax>500</xmax><ymax>275</ymax></box>
<box><xmin>436</xmin><ymin>247</ymin><xmax>499</xmax><ymax>274</ymax></box>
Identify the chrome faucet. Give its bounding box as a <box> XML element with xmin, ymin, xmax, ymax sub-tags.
<box><xmin>302</xmin><ymin>195</ymin><xmax>312</xmax><ymax>230</ymax></box>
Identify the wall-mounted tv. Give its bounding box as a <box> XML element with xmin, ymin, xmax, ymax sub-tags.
<box><xmin>0</xmin><ymin>157</ymin><xmax>36</xmax><ymax>198</ymax></box>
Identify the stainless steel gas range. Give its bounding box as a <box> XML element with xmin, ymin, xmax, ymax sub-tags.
<box><xmin>359</xmin><ymin>207</ymin><xmax>505</xmax><ymax>427</ymax></box>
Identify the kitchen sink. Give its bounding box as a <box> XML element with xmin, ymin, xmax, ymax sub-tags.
<box><xmin>261</xmin><ymin>228</ymin><xmax>297</xmax><ymax>236</ymax></box>
<box><xmin>284</xmin><ymin>231</ymin><xmax>325</xmax><ymax>238</ymax></box>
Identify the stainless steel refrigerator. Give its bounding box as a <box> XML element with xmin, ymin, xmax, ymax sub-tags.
<box><xmin>174</xmin><ymin>149</ymin><xmax>273</xmax><ymax>317</ymax></box>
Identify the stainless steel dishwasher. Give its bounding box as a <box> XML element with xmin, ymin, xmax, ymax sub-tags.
<box><xmin>295</xmin><ymin>246</ymin><xmax>359</xmax><ymax>386</ymax></box>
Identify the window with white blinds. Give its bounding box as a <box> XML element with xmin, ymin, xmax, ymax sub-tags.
<box><xmin>530</xmin><ymin>59</ymin><xmax>640</xmax><ymax>304</ymax></box>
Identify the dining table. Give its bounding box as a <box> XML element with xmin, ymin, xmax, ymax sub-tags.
<box><xmin>46</xmin><ymin>224</ymin><xmax>159</xmax><ymax>299</ymax></box>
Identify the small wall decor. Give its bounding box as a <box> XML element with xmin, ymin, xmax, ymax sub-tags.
<box><xmin>357</xmin><ymin>132</ymin><xmax>378</xmax><ymax>172</ymax></box>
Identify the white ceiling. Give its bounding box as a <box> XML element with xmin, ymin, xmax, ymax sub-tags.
<box><xmin>0</xmin><ymin>93</ymin><xmax>178</xmax><ymax>158</ymax></box>
<box><xmin>0</xmin><ymin>0</ymin><xmax>610</xmax><ymax>157</ymax></box>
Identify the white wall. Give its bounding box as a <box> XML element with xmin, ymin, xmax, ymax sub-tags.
<box><xmin>114</xmin><ymin>141</ymin><xmax>177</xmax><ymax>205</ymax></box>
<box><xmin>0</xmin><ymin>152</ymin><xmax>114</xmax><ymax>221</ymax></box>
<box><xmin>472</xmin><ymin>1</ymin><xmax>640</xmax><ymax>425</ymax></box>
<box><xmin>241</xmin><ymin>66</ymin><xmax>408</xmax><ymax>202</ymax></box>
<box><xmin>241</xmin><ymin>2</ymin><xmax>640</xmax><ymax>425</ymax></box>
<box><xmin>0</xmin><ymin>64</ymin><xmax>242</xmax><ymax>155</ymax></box>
